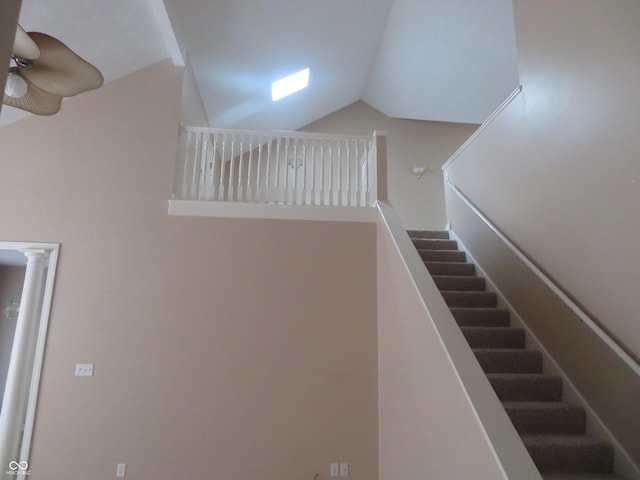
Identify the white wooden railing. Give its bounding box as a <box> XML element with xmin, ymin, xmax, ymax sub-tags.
<box><xmin>173</xmin><ymin>127</ymin><xmax>387</xmax><ymax>208</ymax></box>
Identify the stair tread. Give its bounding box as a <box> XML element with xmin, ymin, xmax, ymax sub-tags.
<box><xmin>524</xmin><ymin>434</ymin><xmax>614</xmax><ymax>474</ymax></box>
<box><xmin>503</xmin><ymin>401</ymin><xmax>583</xmax><ymax>410</ymax></box>
<box><xmin>487</xmin><ymin>373</ymin><xmax>561</xmax><ymax>380</ymax></box>
<box><xmin>473</xmin><ymin>347</ymin><xmax>536</xmax><ymax>353</ymax></box>
<box><xmin>433</xmin><ymin>275</ymin><xmax>486</xmax><ymax>291</ymax></box>
<box><xmin>418</xmin><ymin>250</ymin><xmax>466</xmax><ymax>262</ymax></box>
<box><xmin>442</xmin><ymin>290</ymin><xmax>497</xmax><ymax>308</ymax></box>
<box><xmin>407</xmin><ymin>229</ymin><xmax>449</xmax><ymax>239</ymax></box>
<box><xmin>425</xmin><ymin>261</ymin><xmax>476</xmax><ymax>276</ymax></box>
<box><xmin>504</xmin><ymin>401</ymin><xmax>586</xmax><ymax>434</ymax></box>
<box><xmin>522</xmin><ymin>434</ymin><xmax>612</xmax><ymax>448</ymax></box>
<box><xmin>450</xmin><ymin>307</ymin><xmax>511</xmax><ymax>326</ymax></box>
<box><xmin>461</xmin><ymin>326</ymin><xmax>525</xmax><ymax>348</ymax></box>
<box><xmin>543</xmin><ymin>473</ymin><xmax>628</xmax><ymax>480</ymax></box>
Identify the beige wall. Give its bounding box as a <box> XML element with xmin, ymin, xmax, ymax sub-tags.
<box><xmin>0</xmin><ymin>60</ymin><xmax>378</xmax><ymax>480</ymax></box>
<box><xmin>444</xmin><ymin>0</ymin><xmax>640</xmax><ymax>359</ymax></box>
<box><xmin>303</xmin><ymin>101</ymin><xmax>477</xmax><ymax>230</ymax></box>
<box><xmin>0</xmin><ymin>265</ymin><xmax>26</xmax><ymax>400</ymax></box>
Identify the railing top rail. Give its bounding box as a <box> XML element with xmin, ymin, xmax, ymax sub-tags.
<box><xmin>181</xmin><ymin>125</ymin><xmax>374</xmax><ymax>142</ymax></box>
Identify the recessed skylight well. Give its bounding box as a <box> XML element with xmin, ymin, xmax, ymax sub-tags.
<box><xmin>272</xmin><ymin>68</ymin><xmax>309</xmax><ymax>101</ymax></box>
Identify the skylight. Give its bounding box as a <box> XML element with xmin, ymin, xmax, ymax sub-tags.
<box><xmin>272</xmin><ymin>68</ymin><xmax>309</xmax><ymax>101</ymax></box>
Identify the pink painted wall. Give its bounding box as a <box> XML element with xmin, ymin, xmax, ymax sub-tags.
<box><xmin>445</xmin><ymin>0</ymin><xmax>640</xmax><ymax>360</ymax></box>
<box><xmin>0</xmin><ymin>60</ymin><xmax>378</xmax><ymax>480</ymax></box>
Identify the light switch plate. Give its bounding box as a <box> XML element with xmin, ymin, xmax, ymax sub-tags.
<box><xmin>340</xmin><ymin>462</ymin><xmax>349</xmax><ymax>477</ymax></box>
<box><xmin>75</xmin><ymin>363</ymin><xmax>94</xmax><ymax>376</ymax></box>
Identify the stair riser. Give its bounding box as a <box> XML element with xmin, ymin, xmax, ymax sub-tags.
<box><xmin>474</xmin><ymin>350</ymin><xmax>543</xmax><ymax>373</ymax></box>
<box><xmin>442</xmin><ymin>291</ymin><xmax>497</xmax><ymax>308</ymax></box>
<box><xmin>488</xmin><ymin>375</ymin><xmax>563</xmax><ymax>402</ymax></box>
<box><xmin>505</xmin><ymin>406</ymin><xmax>586</xmax><ymax>434</ymax></box>
<box><xmin>451</xmin><ymin>308</ymin><xmax>510</xmax><ymax>327</ymax></box>
<box><xmin>407</xmin><ymin>230</ymin><xmax>449</xmax><ymax>239</ymax></box>
<box><xmin>426</xmin><ymin>262</ymin><xmax>476</xmax><ymax>276</ymax></box>
<box><xmin>461</xmin><ymin>327</ymin><xmax>525</xmax><ymax>349</ymax></box>
<box><xmin>526</xmin><ymin>442</ymin><xmax>614</xmax><ymax>473</ymax></box>
<box><xmin>411</xmin><ymin>238</ymin><xmax>458</xmax><ymax>250</ymax></box>
<box><xmin>418</xmin><ymin>250</ymin><xmax>466</xmax><ymax>262</ymax></box>
<box><xmin>434</xmin><ymin>276</ymin><xmax>486</xmax><ymax>291</ymax></box>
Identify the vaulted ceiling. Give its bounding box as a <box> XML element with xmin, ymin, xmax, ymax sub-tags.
<box><xmin>2</xmin><ymin>0</ymin><xmax>520</xmax><ymax>130</ymax></box>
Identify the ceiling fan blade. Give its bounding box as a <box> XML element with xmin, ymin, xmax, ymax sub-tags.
<box><xmin>18</xmin><ymin>32</ymin><xmax>103</xmax><ymax>98</ymax></box>
<box><xmin>13</xmin><ymin>25</ymin><xmax>40</xmax><ymax>60</ymax></box>
<box><xmin>3</xmin><ymin>73</ymin><xmax>62</xmax><ymax>116</ymax></box>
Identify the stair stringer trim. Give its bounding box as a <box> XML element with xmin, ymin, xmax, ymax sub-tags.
<box><xmin>448</xmin><ymin>228</ymin><xmax>640</xmax><ymax>480</ymax></box>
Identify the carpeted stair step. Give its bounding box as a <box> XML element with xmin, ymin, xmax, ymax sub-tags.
<box><xmin>433</xmin><ymin>275</ymin><xmax>486</xmax><ymax>291</ymax></box>
<box><xmin>503</xmin><ymin>402</ymin><xmax>586</xmax><ymax>434</ymax></box>
<box><xmin>522</xmin><ymin>434</ymin><xmax>614</xmax><ymax>474</ymax></box>
<box><xmin>407</xmin><ymin>230</ymin><xmax>450</xmax><ymax>239</ymax></box>
<box><xmin>488</xmin><ymin>373</ymin><xmax>563</xmax><ymax>402</ymax></box>
<box><xmin>474</xmin><ymin>348</ymin><xmax>543</xmax><ymax>373</ymax></box>
<box><xmin>451</xmin><ymin>307</ymin><xmax>511</xmax><ymax>327</ymax></box>
<box><xmin>442</xmin><ymin>290</ymin><xmax>497</xmax><ymax>308</ymax></box>
<box><xmin>418</xmin><ymin>249</ymin><xmax>466</xmax><ymax>262</ymax></box>
<box><xmin>411</xmin><ymin>238</ymin><xmax>458</xmax><ymax>250</ymax></box>
<box><xmin>425</xmin><ymin>261</ymin><xmax>476</xmax><ymax>276</ymax></box>
<box><xmin>461</xmin><ymin>326</ymin><xmax>525</xmax><ymax>348</ymax></box>
<box><xmin>410</xmin><ymin>229</ymin><xmax>627</xmax><ymax>480</ymax></box>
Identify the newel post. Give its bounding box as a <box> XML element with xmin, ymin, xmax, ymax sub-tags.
<box><xmin>374</xmin><ymin>131</ymin><xmax>388</xmax><ymax>202</ymax></box>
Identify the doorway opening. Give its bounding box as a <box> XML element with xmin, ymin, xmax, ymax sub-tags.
<box><xmin>0</xmin><ymin>242</ymin><xmax>58</xmax><ymax>476</ymax></box>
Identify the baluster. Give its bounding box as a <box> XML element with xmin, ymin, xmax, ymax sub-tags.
<box><xmin>310</xmin><ymin>143</ymin><xmax>316</xmax><ymax>206</ymax></box>
<box><xmin>220</xmin><ymin>133</ymin><xmax>227</xmax><ymax>200</ymax></box>
<box><xmin>200</xmin><ymin>134</ymin><xmax>209</xmax><ymax>200</ymax></box>
<box><xmin>237</xmin><ymin>138</ymin><xmax>244</xmax><ymax>202</ymax></box>
<box><xmin>329</xmin><ymin>142</ymin><xmax>334</xmax><ymax>206</ymax></box>
<box><xmin>229</xmin><ymin>134</ymin><xmax>236</xmax><ymax>201</ymax></box>
<box><xmin>193</xmin><ymin>132</ymin><xmax>202</xmax><ymax>200</ymax></box>
<box><xmin>292</xmin><ymin>139</ymin><xmax>298</xmax><ymax>205</ymax></box>
<box><xmin>319</xmin><ymin>144</ymin><xmax>325</xmax><ymax>206</ymax></box>
<box><xmin>302</xmin><ymin>140</ymin><xmax>308</xmax><ymax>205</ymax></box>
<box><xmin>284</xmin><ymin>138</ymin><xmax>290</xmax><ymax>204</ymax></box>
<box><xmin>180</xmin><ymin>131</ymin><xmax>191</xmax><ymax>199</ymax></box>
<box><xmin>211</xmin><ymin>134</ymin><xmax>219</xmax><ymax>201</ymax></box>
<box><xmin>264</xmin><ymin>139</ymin><xmax>271</xmax><ymax>201</ymax></box>
<box><xmin>275</xmin><ymin>138</ymin><xmax>281</xmax><ymax>203</ymax></box>
<box><xmin>354</xmin><ymin>140</ymin><xmax>360</xmax><ymax>207</ymax></box>
<box><xmin>337</xmin><ymin>140</ymin><xmax>343</xmax><ymax>206</ymax></box>
<box><xmin>248</xmin><ymin>137</ymin><xmax>254</xmax><ymax>203</ymax></box>
<box><xmin>346</xmin><ymin>140</ymin><xmax>351</xmax><ymax>206</ymax></box>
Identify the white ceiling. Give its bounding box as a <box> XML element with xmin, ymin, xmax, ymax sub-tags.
<box><xmin>2</xmin><ymin>0</ymin><xmax>520</xmax><ymax>130</ymax></box>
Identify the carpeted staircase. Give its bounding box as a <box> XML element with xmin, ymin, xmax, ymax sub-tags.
<box><xmin>408</xmin><ymin>229</ymin><xmax>629</xmax><ymax>480</ymax></box>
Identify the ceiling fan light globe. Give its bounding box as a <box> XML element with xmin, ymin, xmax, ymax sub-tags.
<box><xmin>4</xmin><ymin>72</ymin><xmax>28</xmax><ymax>98</ymax></box>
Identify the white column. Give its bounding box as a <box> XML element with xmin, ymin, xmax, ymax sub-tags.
<box><xmin>0</xmin><ymin>249</ymin><xmax>47</xmax><ymax>478</ymax></box>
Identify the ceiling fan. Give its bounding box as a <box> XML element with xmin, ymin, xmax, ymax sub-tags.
<box><xmin>3</xmin><ymin>25</ymin><xmax>103</xmax><ymax>115</ymax></box>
